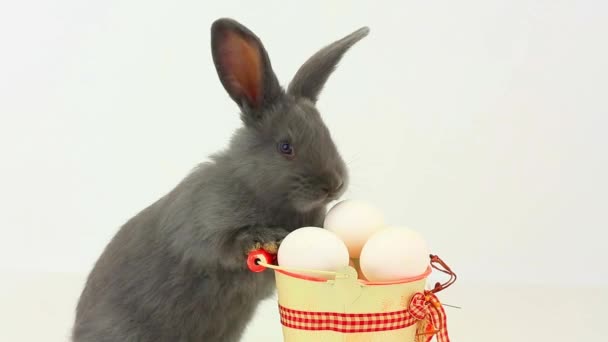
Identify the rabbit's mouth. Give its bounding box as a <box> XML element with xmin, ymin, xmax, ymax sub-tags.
<box><xmin>291</xmin><ymin>193</ymin><xmax>331</xmax><ymax>212</ymax></box>
<box><xmin>289</xmin><ymin>174</ymin><xmax>346</xmax><ymax>212</ymax></box>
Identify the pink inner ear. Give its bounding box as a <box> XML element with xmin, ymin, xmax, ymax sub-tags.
<box><xmin>218</xmin><ymin>31</ymin><xmax>263</xmax><ymax>108</ymax></box>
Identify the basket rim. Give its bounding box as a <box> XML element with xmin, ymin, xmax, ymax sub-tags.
<box><xmin>276</xmin><ymin>265</ymin><xmax>432</xmax><ymax>285</ymax></box>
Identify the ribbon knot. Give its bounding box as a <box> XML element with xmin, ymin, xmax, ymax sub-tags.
<box><xmin>408</xmin><ymin>292</ymin><xmax>428</xmax><ymax>320</ymax></box>
<box><xmin>407</xmin><ymin>292</ymin><xmax>450</xmax><ymax>342</ymax></box>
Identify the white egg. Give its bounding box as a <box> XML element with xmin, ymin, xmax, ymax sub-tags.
<box><xmin>323</xmin><ymin>199</ymin><xmax>385</xmax><ymax>258</ymax></box>
<box><xmin>359</xmin><ymin>227</ymin><xmax>430</xmax><ymax>282</ymax></box>
<box><xmin>278</xmin><ymin>227</ymin><xmax>350</xmax><ymax>279</ymax></box>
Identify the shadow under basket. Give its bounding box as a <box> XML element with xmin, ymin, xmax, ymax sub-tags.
<box><xmin>248</xmin><ymin>252</ymin><xmax>456</xmax><ymax>342</ymax></box>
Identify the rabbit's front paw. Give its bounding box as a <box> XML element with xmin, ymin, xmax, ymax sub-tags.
<box><xmin>246</xmin><ymin>228</ymin><xmax>290</xmax><ymax>255</ymax></box>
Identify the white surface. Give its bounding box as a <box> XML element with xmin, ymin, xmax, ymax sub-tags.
<box><xmin>1</xmin><ymin>272</ymin><xmax>605</xmax><ymax>341</ymax></box>
<box><xmin>1</xmin><ymin>0</ymin><xmax>607</xmax><ymax>341</ymax></box>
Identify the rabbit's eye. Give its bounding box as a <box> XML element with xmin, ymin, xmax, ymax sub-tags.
<box><xmin>278</xmin><ymin>141</ymin><xmax>294</xmax><ymax>158</ymax></box>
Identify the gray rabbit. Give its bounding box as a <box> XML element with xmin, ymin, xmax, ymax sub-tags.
<box><xmin>72</xmin><ymin>18</ymin><xmax>369</xmax><ymax>342</ymax></box>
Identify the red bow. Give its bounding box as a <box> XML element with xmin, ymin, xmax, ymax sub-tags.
<box><xmin>408</xmin><ymin>292</ymin><xmax>450</xmax><ymax>342</ymax></box>
<box><xmin>409</xmin><ymin>255</ymin><xmax>456</xmax><ymax>342</ymax></box>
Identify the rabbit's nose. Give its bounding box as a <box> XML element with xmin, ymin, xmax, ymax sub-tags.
<box><xmin>333</xmin><ymin>179</ymin><xmax>344</xmax><ymax>194</ymax></box>
<box><xmin>319</xmin><ymin>170</ymin><xmax>344</xmax><ymax>195</ymax></box>
<box><xmin>328</xmin><ymin>175</ymin><xmax>344</xmax><ymax>196</ymax></box>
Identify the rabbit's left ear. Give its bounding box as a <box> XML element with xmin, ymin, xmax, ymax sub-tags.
<box><xmin>211</xmin><ymin>18</ymin><xmax>282</xmax><ymax>112</ymax></box>
<box><xmin>288</xmin><ymin>27</ymin><xmax>369</xmax><ymax>104</ymax></box>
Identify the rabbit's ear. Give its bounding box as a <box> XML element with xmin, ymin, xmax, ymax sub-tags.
<box><xmin>287</xmin><ymin>27</ymin><xmax>369</xmax><ymax>103</ymax></box>
<box><xmin>211</xmin><ymin>19</ymin><xmax>281</xmax><ymax>112</ymax></box>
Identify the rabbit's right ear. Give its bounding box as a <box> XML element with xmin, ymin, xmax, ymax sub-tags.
<box><xmin>211</xmin><ymin>18</ymin><xmax>282</xmax><ymax>116</ymax></box>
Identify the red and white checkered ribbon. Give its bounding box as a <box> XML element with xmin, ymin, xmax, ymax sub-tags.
<box><xmin>418</xmin><ymin>292</ymin><xmax>450</xmax><ymax>342</ymax></box>
<box><xmin>278</xmin><ymin>291</ymin><xmax>449</xmax><ymax>341</ymax></box>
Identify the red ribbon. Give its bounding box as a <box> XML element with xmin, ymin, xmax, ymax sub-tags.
<box><xmin>408</xmin><ymin>292</ymin><xmax>450</xmax><ymax>342</ymax></box>
<box><xmin>425</xmin><ymin>292</ymin><xmax>450</xmax><ymax>342</ymax></box>
<box><xmin>408</xmin><ymin>292</ymin><xmax>428</xmax><ymax>320</ymax></box>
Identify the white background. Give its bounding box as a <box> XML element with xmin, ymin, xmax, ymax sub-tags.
<box><xmin>1</xmin><ymin>0</ymin><xmax>606</xmax><ymax>341</ymax></box>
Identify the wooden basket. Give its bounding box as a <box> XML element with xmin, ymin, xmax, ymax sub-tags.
<box><xmin>248</xmin><ymin>252</ymin><xmax>454</xmax><ymax>342</ymax></box>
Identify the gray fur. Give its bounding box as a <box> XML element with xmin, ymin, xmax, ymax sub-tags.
<box><xmin>288</xmin><ymin>27</ymin><xmax>370</xmax><ymax>103</ymax></box>
<box><xmin>72</xmin><ymin>18</ymin><xmax>368</xmax><ymax>342</ymax></box>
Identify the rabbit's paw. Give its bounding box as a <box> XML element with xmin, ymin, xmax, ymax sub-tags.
<box><xmin>246</xmin><ymin>228</ymin><xmax>290</xmax><ymax>255</ymax></box>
